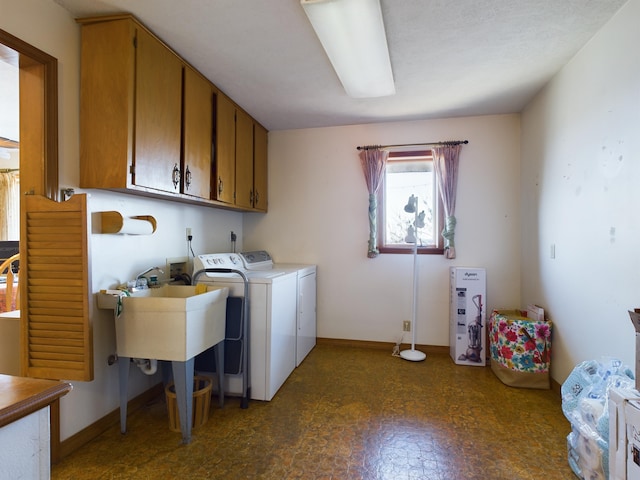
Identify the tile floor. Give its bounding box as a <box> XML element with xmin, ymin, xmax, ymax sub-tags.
<box><xmin>52</xmin><ymin>344</ymin><xmax>575</xmax><ymax>479</ymax></box>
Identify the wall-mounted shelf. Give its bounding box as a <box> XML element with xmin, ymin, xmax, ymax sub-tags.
<box><xmin>99</xmin><ymin>211</ymin><xmax>156</xmax><ymax>235</ymax></box>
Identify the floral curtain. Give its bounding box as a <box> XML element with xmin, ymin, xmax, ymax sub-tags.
<box><xmin>432</xmin><ymin>144</ymin><xmax>462</xmax><ymax>259</ymax></box>
<box><xmin>358</xmin><ymin>147</ymin><xmax>388</xmax><ymax>258</ymax></box>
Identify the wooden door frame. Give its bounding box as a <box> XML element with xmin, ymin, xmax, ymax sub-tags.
<box><xmin>0</xmin><ymin>28</ymin><xmax>59</xmax><ymax>200</ymax></box>
<box><xmin>0</xmin><ymin>27</ymin><xmax>61</xmax><ymax>462</ymax></box>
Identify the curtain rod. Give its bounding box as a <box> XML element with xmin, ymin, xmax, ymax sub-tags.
<box><xmin>356</xmin><ymin>140</ymin><xmax>468</xmax><ymax>151</ymax></box>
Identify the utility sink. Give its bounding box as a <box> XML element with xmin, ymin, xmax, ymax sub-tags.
<box><xmin>100</xmin><ymin>285</ymin><xmax>228</xmax><ymax>362</ymax></box>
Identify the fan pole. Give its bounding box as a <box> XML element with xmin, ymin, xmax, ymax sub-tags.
<box><xmin>400</xmin><ymin>206</ymin><xmax>426</xmax><ymax>362</ymax></box>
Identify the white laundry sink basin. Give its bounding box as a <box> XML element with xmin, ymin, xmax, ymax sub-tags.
<box><xmin>106</xmin><ymin>285</ymin><xmax>228</xmax><ymax>362</ymax></box>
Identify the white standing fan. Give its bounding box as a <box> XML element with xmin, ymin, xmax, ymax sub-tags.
<box><xmin>400</xmin><ymin>195</ymin><xmax>426</xmax><ymax>362</ymax></box>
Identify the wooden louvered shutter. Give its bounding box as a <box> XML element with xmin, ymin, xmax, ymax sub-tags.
<box><xmin>21</xmin><ymin>194</ymin><xmax>93</xmax><ymax>381</ymax></box>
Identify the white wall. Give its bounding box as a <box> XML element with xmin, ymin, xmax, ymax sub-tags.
<box><xmin>2</xmin><ymin>0</ymin><xmax>244</xmax><ymax>440</ymax></box>
<box><xmin>244</xmin><ymin>114</ymin><xmax>522</xmax><ymax>346</ymax></box>
<box><xmin>521</xmin><ymin>0</ymin><xmax>640</xmax><ymax>383</ymax></box>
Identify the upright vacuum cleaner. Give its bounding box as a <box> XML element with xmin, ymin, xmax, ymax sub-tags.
<box><xmin>457</xmin><ymin>294</ymin><xmax>483</xmax><ymax>363</ymax></box>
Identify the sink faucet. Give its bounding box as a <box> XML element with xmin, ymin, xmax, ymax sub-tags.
<box><xmin>135</xmin><ymin>266</ymin><xmax>164</xmax><ymax>288</ymax></box>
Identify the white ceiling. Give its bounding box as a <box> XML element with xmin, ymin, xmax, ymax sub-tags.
<box><xmin>49</xmin><ymin>0</ymin><xmax>626</xmax><ymax>131</ymax></box>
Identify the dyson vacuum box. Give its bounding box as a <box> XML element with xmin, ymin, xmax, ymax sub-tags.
<box><xmin>449</xmin><ymin>267</ymin><xmax>486</xmax><ymax>366</ymax></box>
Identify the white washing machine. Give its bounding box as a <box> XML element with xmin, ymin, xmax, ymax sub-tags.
<box><xmin>193</xmin><ymin>252</ymin><xmax>297</xmax><ymax>401</ymax></box>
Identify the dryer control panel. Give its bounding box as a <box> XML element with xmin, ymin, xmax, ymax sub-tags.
<box><xmin>239</xmin><ymin>251</ymin><xmax>273</xmax><ymax>270</ymax></box>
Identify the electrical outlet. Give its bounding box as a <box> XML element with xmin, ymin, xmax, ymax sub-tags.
<box><xmin>403</xmin><ymin>320</ymin><xmax>411</xmax><ymax>332</ymax></box>
<box><xmin>186</xmin><ymin>227</ymin><xmax>192</xmax><ymax>240</ymax></box>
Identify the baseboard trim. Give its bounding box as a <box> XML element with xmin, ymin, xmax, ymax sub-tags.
<box><xmin>58</xmin><ymin>383</ymin><xmax>164</xmax><ymax>460</ymax></box>
<box><xmin>551</xmin><ymin>377</ymin><xmax>562</xmax><ymax>396</ymax></box>
<box><xmin>316</xmin><ymin>337</ymin><xmax>449</xmax><ymax>355</ymax></box>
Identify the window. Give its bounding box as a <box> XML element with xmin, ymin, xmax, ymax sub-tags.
<box><xmin>377</xmin><ymin>150</ymin><xmax>444</xmax><ymax>254</ymax></box>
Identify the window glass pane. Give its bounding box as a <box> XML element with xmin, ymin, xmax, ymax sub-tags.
<box><xmin>384</xmin><ymin>159</ymin><xmax>435</xmax><ymax>247</ymax></box>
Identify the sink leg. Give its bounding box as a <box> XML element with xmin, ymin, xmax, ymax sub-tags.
<box><xmin>118</xmin><ymin>356</ymin><xmax>131</xmax><ymax>434</ymax></box>
<box><xmin>172</xmin><ymin>358</ymin><xmax>194</xmax><ymax>444</ymax></box>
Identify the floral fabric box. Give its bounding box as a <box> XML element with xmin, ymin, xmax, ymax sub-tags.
<box><xmin>489</xmin><ymin>309</ymin><xmax>552</xmax><ymax>389</ymax></box>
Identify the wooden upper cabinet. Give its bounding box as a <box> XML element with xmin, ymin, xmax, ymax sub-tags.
<box><xmin>215</xmin><ymin>92</ymin><xmax>236</xmax><ymax>204</ymax></box>
<box><xmin>216</xmin><ymin>99</ymin><xmax>268</xmax><ymax>212</ymax></box>
<box><xmin>79</xmin><ymin>17</ymin><xmax>182</xmax><ymax>194</ymax></box>
<box><xmin>79</xmin><ymin>18</ymin><xmax>135</xmax><ymax>189</ymax></box>
<box><xmin>253</xmin><ymin>123</ymin><xmax>268</xmax><ymax>212</ymax></box>
<box><xmin>234</xmin><ymin>109</ymin><xmax>254</xmax><ymax>210</ymax></box>
<box><xmin>239</xmin><ymin>119</ymin><xmax>268</xmax><ymax>212</ymax></box>
<box><xmin>183</xmin><ymin>67</ymin><xmax>213</xmax><ymax>199</ymax></box>
<box><xmin>133</xmin><ymin>27</ymin><xmax>183</xmax><ymax>193</ymax></box>
<box><xmin>79</xmin><ymin>14</ymin><xmax>267</xmax><ymax>211</ymax></box>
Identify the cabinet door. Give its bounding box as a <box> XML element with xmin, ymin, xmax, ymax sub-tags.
<box><xmin>183</xmin><ymin>67</ymin><xmax>212</xmax><ymax>199</ymax></box>
<box><xmin>215</xmin><ymin>93</ymin><xmax>236</xmax><ymax>204</ymax></box>
<box><xmin>253</xmin><ymin>123</ymin><xmax>268</xmax><ymax>212</ymax></box>
<box><xmin>234</xmin><ymin>109</ymin><xmax>254</xmax><ymax>209</ymax></box>
<box><xmin>133</xmin><ymin>27</ymin><xmax>183</xmax><ymax>193</ymax></box>
<box><xmin>79</xmin><ymin>19</ymin><xmax>136</xmax><ymax>190</ymax></box>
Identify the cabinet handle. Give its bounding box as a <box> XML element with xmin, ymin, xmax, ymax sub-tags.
<box><xmin>250</xmin><ymin>190</ymin><xmax>254</xmax><ymax>205</ymax></box>
<box><xmin>218</xmin><ymin>176</ymin><xmax>223</xmax><ymax>196</ymax></box>
<box><xmin>185</xmin><ymin>166</ymin><xmax>192</xmax><ymax>190</ymax></box>
<box><xmin>172</xmin><ymin>164</ymin><xmax>181</xmax><ymax>189</ymax></box>
<box><xmin>255</xmin><ymin>190</ymin><xmax>260</xmax><ymax>206</ymax></box>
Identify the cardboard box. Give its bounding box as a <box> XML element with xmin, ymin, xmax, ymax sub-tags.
<box><xmin>526</xmin><ymin>304</ymin><xmax>545</xmax><ymax>322</ymax></box>
<box><xmin>610</xmin><ymin>388</ymin><xmax>640</xmax><ymax>480</ymax></box>
<box><xmin>449</xmin><ymin>267</ymin><xmax>486</xmax><ymax>366</ymax></box>
<box><xmin>608</xmin><ymin>312</ymin><xmax>640</xmax><ymax>479</ymax></box>
<box><xmin>629</xmin><ymin>310</ymin><xmax>640</xmax><ymax>391</ymax></box>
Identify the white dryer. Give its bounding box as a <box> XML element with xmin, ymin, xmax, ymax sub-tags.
<box><xmin>273</xmin><ymin>263</ymin><xmax>317</xmax><ymax>366</ymax></box>
<box><xmin>193</xmin><ymin>252</ymin><xmax>297</xmax><ymax>401</ymax></box>
<box><xmin>239</xmin><ymin>252</ymin><xmax>317</xmax><ymax>366</ymax></box>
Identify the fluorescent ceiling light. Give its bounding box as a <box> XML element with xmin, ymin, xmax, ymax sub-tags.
<box><xmin>301</xmin><ymin>0</ymin><xmax>395</xmax><ymax>98</ymax></box>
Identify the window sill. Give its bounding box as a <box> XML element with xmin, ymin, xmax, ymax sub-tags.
<box><xmin>378</xmin><ymin>247</ymin><xmax>444</xmax><ymax>255</ymax></box>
